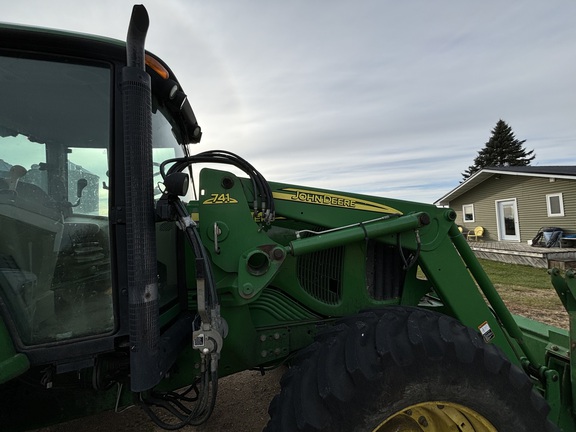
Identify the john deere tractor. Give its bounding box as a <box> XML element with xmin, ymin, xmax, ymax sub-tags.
<box><xmin>1</xmin><ymin>5</ymin><xmax>574</xmax><ymax>432</ymax></box>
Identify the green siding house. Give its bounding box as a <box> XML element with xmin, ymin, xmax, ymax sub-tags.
<box><xmin>435</xmin><ymin>166</ymin><xmax>576</xmax><ymax>244</ymax></box>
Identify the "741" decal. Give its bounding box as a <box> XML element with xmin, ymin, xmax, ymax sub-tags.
<box><xmin>203</xmin><ymin>193</ymin><xmax>239</xmax><ymax>205</ymax></box>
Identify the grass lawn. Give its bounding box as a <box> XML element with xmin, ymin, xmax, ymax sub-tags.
<box><xmin>477</xmin><ymin>258</ymin><xmax>567</xmax><ymax>328</ymax></box>
<box><xmin>478</xmin><ymin>258</ymin><xmax>553</xmax><ymax>290</ymax></box>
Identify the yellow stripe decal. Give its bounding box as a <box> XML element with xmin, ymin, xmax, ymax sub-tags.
<box><xmin>273</xmin><ymin>188</ymin><xmax>402</xmax><ymax>215</ymax></box>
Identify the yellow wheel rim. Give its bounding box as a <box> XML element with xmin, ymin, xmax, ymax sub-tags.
<box><xmin>373</xmin><ymin>401</ymin><xmax>497</xmax><ymax>432</ymax></box>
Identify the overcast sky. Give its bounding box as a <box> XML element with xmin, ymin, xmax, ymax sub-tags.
<box><xmin>3</xmin><ymin>1</ymin><xmax>576</xmax><ymax>203</ymax></box>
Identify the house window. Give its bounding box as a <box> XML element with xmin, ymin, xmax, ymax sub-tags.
<box><xmin>462</xmin><ymin>204</ymin><xmax>475</xmax><ymax>222</ymax></box>
<box><xmin>546</xmin><ymin>193</ymin><xmax>564</xmax><ymax>217</ymax></box>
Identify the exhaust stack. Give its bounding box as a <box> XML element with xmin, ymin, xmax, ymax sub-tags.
<box><xmin>122</xmin><ymin>5</ymin><xmax>160</xmax><ymax>392</ymax></box>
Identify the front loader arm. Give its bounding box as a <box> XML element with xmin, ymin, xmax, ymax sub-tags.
<box><xmin>196</xmin><ymin>168</ymin><xmax>521</xmax><ymax>361</ymax></box>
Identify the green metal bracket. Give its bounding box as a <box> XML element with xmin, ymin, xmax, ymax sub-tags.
<box><xmin>237</xmin><ymin>245</ymin><xmax>287</xmax><ymax>299</ymax></box>
<box><xmin>549</xmin><ymin>268</ymin><xmax>576</xmax><ymax>414</ymax></box>
<box><xmin>544</xmin><ymin>365</ymin><xmax>562</xmax><ymax>425</ymax></box>
<box><xmin>256</xmin><ymin>329</ymin><xmax>290</xmax><ymax>362</ymax></box>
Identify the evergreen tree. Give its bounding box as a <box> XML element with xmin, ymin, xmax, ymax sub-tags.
<box><xmin>462</xmin><ymin>119</ymin><xmax>535</xmax><ymax>180</ymax></box>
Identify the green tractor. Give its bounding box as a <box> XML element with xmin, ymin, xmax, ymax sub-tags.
<box><xmin>0</xmin><ymin>6</ymin><xmax>574</xmax><ymax>431</ymax></box>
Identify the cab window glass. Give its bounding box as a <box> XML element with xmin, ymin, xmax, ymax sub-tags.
<box><xmin>151</xmin><ymin>107</ymin><xmax>186</xmax><ymax>309</ymax></box>
<box><xmin>0</xmin><ymin>55</ymin><xmax>112</xmax><ymax>345</ymax></box>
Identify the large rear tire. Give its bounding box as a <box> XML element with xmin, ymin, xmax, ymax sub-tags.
<box><xmin>265</xmin><ymin>306</ymin><xmax>557</xmax><ymax>432</ymax></box>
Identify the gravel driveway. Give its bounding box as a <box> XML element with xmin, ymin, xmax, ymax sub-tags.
<box><xmin>33</xmin><ymin>368</ymin><xmax>284</xmax><ymax>432</ymax></box>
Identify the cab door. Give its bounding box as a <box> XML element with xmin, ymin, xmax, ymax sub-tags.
<box><xmin>0</xmin><ymin>53</ymin><xmax>115</xmax><ymax>348</ymax></box>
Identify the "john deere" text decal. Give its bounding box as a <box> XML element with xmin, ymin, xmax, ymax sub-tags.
<box><xmin>273</xmin><ymin>188</ymin><xmax>402</xmax><ymax>214</ymax></box>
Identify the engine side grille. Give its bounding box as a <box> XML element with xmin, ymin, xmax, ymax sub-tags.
<box><xmin>366</xmin><ymin>241</ymin><xmax>406</xmax><ymax>300</ymax></box>
<box><xmin>297</xmin><ymin>246</ymin><xmax>344</xmax><ymax>305</ymax></box>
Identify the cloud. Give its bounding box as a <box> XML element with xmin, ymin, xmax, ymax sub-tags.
<box><xmin>4</xmin><ymin>1</ymin><xmax>576</xmax><ymax>204</ymax></box>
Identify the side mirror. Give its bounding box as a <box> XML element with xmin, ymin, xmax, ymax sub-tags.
<box><xmin>69</xmin><ymin>178</ymin><xmax>88</xmax><ymax>208</ymax></box>
<box><xmin>77</xmin><ymin>178</ymin><xmax>88</xmax><ymax>198</ymax></box>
